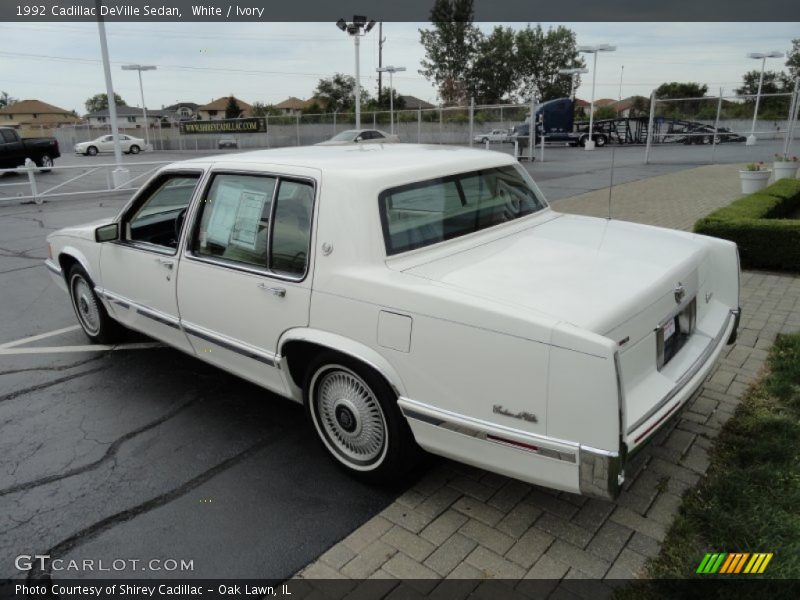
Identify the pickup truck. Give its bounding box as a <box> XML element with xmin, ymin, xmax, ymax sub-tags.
<box><xmin>0</xmin><ymin>127</ymin><xmax>61</xmax><ymax>170</ymax></box>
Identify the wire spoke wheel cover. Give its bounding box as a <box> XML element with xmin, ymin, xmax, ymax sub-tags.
<box><xmin>70</xmin><ymin>274</ymin><xmax>101</xmax><ymax>336</ymax></box>
<box><xmin>311</xmin><ymin>365</ymin><xmax>388</xmax><ymax>469</ymax></box>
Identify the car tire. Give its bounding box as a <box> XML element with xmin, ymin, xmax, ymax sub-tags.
<box><xmin>595</xmin><ymin>135</ymin><xmax>607</xmax><ymax>147</ymax></box>
<box><xmin>578</xmin><ymin>135</ymin><xmax>587</xmax><ymax>147</ymax></box>
<box><xmin>481</xmin><ymin>137</ymin><xmax>489</xmax><ymax>143</ymax></box>
<box><xmin>36</xmin><ymin>154</ymin><xmax>53</xmax><ymax>172</ymax></box>
<box><xmin>129</xmin><ymin>145</ymin><xmax>140</xmax><ymax>154</ymax></box>
<box><xmin>304</xmin><ymin>352</ymin><xmax>421</xmax><ymax>484</ymax></box>
<box><xmin>87</xmin><ymin>146</ymin><xmax>98</xmax><ymax>156</ymax></box>
<box><xmin>67</xmin><ymin>264</ymin><xmax>123</xmax><ymax>344</ymax></box>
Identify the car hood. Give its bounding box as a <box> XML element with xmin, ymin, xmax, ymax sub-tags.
<box><xmin>401</xmin><ymin>213</ymin><xmax>710</xmax><ymax>337</ymax></box>
<box><xmin>50</xmin><ymin>218</ymin><xmax>114</xmax><ymax>241</ymax></box>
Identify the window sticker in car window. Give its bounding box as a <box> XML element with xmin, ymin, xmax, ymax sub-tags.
<box><xmin>204</xmin><ymin>181</ymin><xmax>243</xmax><ymax>247</ymax></box>
<box><xmin>230</xmin><ymin>190</ymin><xmax>268</xmax><ymax>250</ymax></box>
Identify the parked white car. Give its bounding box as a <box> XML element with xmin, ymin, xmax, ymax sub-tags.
<box><xmin>74</xmin><ymin>134</ymin><xmax>145</xmax><ymax>156</ymax></box>
<box><xmin>474</xmin><ymin>129</ymin><xmax>511</xmax><ymax>143</ymax></box>
<box><xmin>316</xmin><ymin>129</ymin><xmax>400</xmax><ymax>146</ymax></box>
<box><xmin>45</xmin><ymin>145</ymin><xmax>740</xmax><ymax>498</ymax></box>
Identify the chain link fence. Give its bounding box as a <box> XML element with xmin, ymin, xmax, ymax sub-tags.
<box><xmin>38</xmin><ymin>88</ymin><xmax>800</xmax><ymax>166</ymax></box>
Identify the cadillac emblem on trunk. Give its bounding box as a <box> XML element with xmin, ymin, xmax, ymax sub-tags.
<box><xmin>674</xmin><ymin>283</ymin><xmax>686</xmax><ymax>304</ymax></box>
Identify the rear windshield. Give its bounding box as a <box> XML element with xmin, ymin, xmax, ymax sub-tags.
<box><xmin>379</xmin><ymin>165</ymin><xmax>547</xmax><ymax>255</ymax></box>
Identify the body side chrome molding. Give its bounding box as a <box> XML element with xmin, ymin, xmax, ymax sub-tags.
<box><xmin>182</xmin><ymin>321</ymin><xmax>277</xmax><ymax>368</ymax></box>
<box><xmin>627</xmin><ymin>308</ymin><xmax>735</xmax><ymax>435</ymax></box>
<box><xmin>399</xmin><ymin>397</ymin><xmax>584</xmax><ymax>464</ymax></box>
<box><xmin>96</xmin><ymin>287</ymin><xmax>178</xmax><ymax>328</ymax></box>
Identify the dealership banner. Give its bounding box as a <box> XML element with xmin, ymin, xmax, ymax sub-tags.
<box><xmin>179</xmin><ymin>119</ymin><xmax>266</xmax><ymax>135</ymax></box>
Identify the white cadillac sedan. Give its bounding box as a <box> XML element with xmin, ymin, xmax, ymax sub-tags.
<box><xmin>75</xmin><ymin>134</ymin><xmax>145</xmax><ymax>156</ymax></box>
<box><xmin>45</xmin><ymin>145</ymin><xmax>740</xmax><ymax>498</ymax></box>
<box><xmin>315</xmin><ymin>129</ymin><xmax>400</xmax><ymax>146</ymax></box>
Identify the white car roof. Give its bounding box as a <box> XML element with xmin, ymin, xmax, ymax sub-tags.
<box><xmin>179</xmin><ymin>144</ymin><xmax>516</xmax><ymax>180</ymax></box>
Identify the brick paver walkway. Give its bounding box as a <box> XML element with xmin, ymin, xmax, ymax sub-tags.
<box><xmin>297</xmin><ymin>165</ymin><xmax>800</xmax><ymax>587</ymax></box>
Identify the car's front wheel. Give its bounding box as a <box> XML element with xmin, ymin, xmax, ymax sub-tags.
<box><xmin>86</xmin><ymin>146</ymin><xmax>98</xmax><ymax>156</ymax></box>
<box><xmin>305</xmin><ymin>353</ymin><xmax>420</xmax><ymax>483</ymax></box>
<box><xmin>67</xmin><ymin>264</ymin><xmax>123</xmax><ymax>344</ymax></box>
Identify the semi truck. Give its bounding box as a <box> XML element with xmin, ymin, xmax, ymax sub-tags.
<box><xmin>509</xmin><ymin>98</ymin><xmax>745</xmax><ymax>151</ymax></box>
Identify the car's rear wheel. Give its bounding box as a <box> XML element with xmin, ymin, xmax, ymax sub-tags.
<box><xmin>304</xmin><ymin>352</ymin><xmax>420</xmax><ymax>483</ymax></box>
<box><xmin>36</xmin><ymin>154</ymin><xmax>53</xmax><ymax>172</ymax></box>
<box><xmin>67</xmin><ymin>264</ymin><xmax>123</xmax><ymax>344</ymax></box>
<box><xmin>595</xmin><ymin>134</ymin><xmax>607</xmax><ymax>147</ymax></box>
<box><xmin>87</xmin><ymin>146</ymin><xmax>98</xmax><ymax>156</ymax></box>
<box><xmin>129</xmin><ymin>145</ymin><xmax>140</xmax><ymax>154</ymax></box>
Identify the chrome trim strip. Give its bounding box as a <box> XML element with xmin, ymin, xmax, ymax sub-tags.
<box><xmin>399</xmin><ymin>398</ymin><xmax>578</xmax><ymax>463</ymax></box>
<box><xmin>44</xmin><ymin>260</ymin><xmax>61</xmax><ymax>275</ymax></box>
<box><xmin>182</xmin><ymin>322</ymin><xmax>276</xmax><ymax>367</ymax></box>
<box><xmin>627</xmin><ymin>309</ymin><xmax>735</xmax><ymax>435</ymax></box>
<box><xmin>95</xmin><ymin>287</ymin><xmax>130</xmax><ymax>309</ymax></box>
<box><xmin>135</xmin><ymin>305</ymin><xmax>180</xmax><ymax>330</ymax></box>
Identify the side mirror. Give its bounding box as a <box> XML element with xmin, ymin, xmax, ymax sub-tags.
<box><xmin>95</xmin><ymin>222</ymin><xmax>119</xmax><ymax>243</ymax></box>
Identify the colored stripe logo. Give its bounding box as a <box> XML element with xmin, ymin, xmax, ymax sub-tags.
<box><xmin>696</xmin><ymin>552</ymin><xmax>773</xmax><ymax>574</ymax></box>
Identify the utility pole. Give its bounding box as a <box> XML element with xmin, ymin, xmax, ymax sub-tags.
<box><xmin>377</xmin><ymin>22</ymin><xmax>385</xmax><ymax>106</ymax></box>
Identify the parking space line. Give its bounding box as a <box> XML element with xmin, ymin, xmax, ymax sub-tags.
<box><xmin>0</xmin><ymin>325</ymin><xmax>81</xmax><ymax>349</ymax></box>
<box><xmin>0</xmin><ymin>342</ymin><xmax>162</xmax><ymax>355</ymax></box>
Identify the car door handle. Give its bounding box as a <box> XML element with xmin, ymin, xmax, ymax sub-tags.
<box><xmin>258</xmin><ymin>283</ymin><xmax>286</xmax><ymax>297</ymax></box>
<box><xmin>155</xmin><ymin>258</ymin><xmax>174</xmax><ymax>270</ymax></box>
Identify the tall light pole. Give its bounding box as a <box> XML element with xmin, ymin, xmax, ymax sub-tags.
<box><xmin>121</xmin><ymin>64</ymin><xmax>156</xmax><ymax>148</ymax></box>
<box><xmin>746</xmin><ymin>51</ymin><xmax>784</xmax><ymax>146</ymax></box>
<box><xmin>336</xmin><ymin>16</ymin><xmax>376</xmax><ymax>129</ymax></box>
<box><xmin>95</xmin><ymin>0</ymin><xmax>128</xmax><ymax>186</ymax></box>
<box><xmin>578</xmin><ymin>43</ymin><xmax>616</xmax><ymax>150</ymax></box>
<box><xmin>558</xmin><ymin>67</ymin><xmax>588</xmax><ymax>101</ymax></box>
<box><xmin>618</xmin><ymin>65</ymin><xmax>624</xmax><ymax>101</ymax></box>
<box><xmin>376</xmin><ymin>65</ymin><xmax>406</xmax><ymax>134</ymax></box>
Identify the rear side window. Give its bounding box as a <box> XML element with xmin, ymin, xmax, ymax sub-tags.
<box><xmin>193</xmin><ymin>174</ymin><xmax>277</xmax><ymax>268</ymax></box>
<box><xmin>270</xmin><ymin>180</ymin><xmax>314</xmax><ymax>277</ymax></box>
<box><xmin>191</xmin><ymin>173</ymin><xmax>314</xmax><ymax>278</ymax></box>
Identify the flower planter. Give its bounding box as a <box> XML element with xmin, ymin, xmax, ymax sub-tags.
<box><xmin>739</xmin><ymin>169</ymin><xmax>772</xmax><ymax>194</ymax></box>
<box><xmin>773</xmin><ymin>161</ymin><xmax>799</xmax><ymax>181</ymax></box>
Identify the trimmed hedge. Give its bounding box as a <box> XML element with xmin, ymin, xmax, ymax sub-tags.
<box><xmin>694</xmin><ymin>178</ymin><xmax>800</xmax><ymax>271</ymax></box>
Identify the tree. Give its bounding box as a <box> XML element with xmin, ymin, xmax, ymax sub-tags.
<box><xmin>787</xmin><ymin>38</ymin><xmax>800</xmax><ymax>79</ymax></box>
<box><xmin>469</xmin><ymin>26</ymin><xmax>518</xmax><ymax>104</ymax></box>
<box><xmin>225</xmin><ymin>96</ymin><xmax>242</xmax><ymax>119</ymax></box>
<box><xmin>736</xmin><ymin>70</ymin><xmax>792</xmax><ymax>117</ymax></box>
<box><xmin>370</xmin><ymin>88</ymin><xmax>407</xmax><ymax>111</ymax></box>
<box><xmin>0</xmin><ymin>91</ymin><xmax>16</xmax><ymax>108</ymax></box>
<box><xmin>593</xmin><ymin>105</ymin><xmax>617</xmax><ymax>120</ymax></box>
<box><xmin>313</xmin><ymin>73</ymin><xmax>371</xmax><ymax>112</ymax></box>
<box><xmin>654</xmin><ymin>82</ymin><xmax>709</xmax><ymax>116</ymax></box>
<box><xmin>419</xmin><ymin>0</ymin><xmax>481</xmax><ymax>105</ymax></box>
<box><xmin>515</xmin><ymin>25</ymin><xmax>585</xmax><ymax>102</ymax></box>
<box><xmin>85</xmin><ymin>93</ymin><xmax>126</xmax><ymax>114</ymax></box>
<box><xmin>251</xmin><ymin>102</ymin><xmax>279</xmax><ymax>117</ymax></box>
<box><xmin>654</xmin><ymin>82</ymin><xmax>708</xmax><ymax>99</ymax></box>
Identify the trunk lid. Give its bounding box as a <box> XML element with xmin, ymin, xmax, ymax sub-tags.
<box><xmin>399</xmin><ymin>213</ymin><xmax>709</xmax><ymax>345</ymax></box>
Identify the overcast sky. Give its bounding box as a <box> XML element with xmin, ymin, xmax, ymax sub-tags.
<box><xmin>0</xmin><ymin>22</ymin><xmax>796</xmax><ymax>114</ymax></box>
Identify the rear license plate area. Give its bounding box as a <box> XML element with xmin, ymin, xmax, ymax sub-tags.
<box><xmin>657</xmin><ymin>298</ymin><xmax>696</xmax><ymax>370</ymax></box>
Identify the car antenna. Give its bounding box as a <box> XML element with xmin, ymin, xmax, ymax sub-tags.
<box><xmin>607</xmin><ymin>146</ymin><xmax>616</xmax><ymax>220</ymax></box>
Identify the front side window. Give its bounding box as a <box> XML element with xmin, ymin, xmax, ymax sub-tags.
<box><xmin>379</xmin><ymin>165</ymin><xmax>547</xmax><ymax>255</ymax></box>
<box><xmin>127</xmin><ymin>174</ymin><xmax>200</xmax><ymax>250</ymax></box>
<box><xmin>191</xmin><ymin>173</ymin><xmax>314</xmax><ymax>277</ymax></box>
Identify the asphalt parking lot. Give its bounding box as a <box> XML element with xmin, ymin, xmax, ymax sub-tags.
<box><xmin>1</xmin><ymin>137</ymin><xmax>796</xmax><ymax>581</ymax></box>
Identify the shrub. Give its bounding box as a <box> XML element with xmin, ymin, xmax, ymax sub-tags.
<box><xmin>694</xmin><ymin>179</ymin><xmax>800</xmax><ymax>271</ymax></box>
